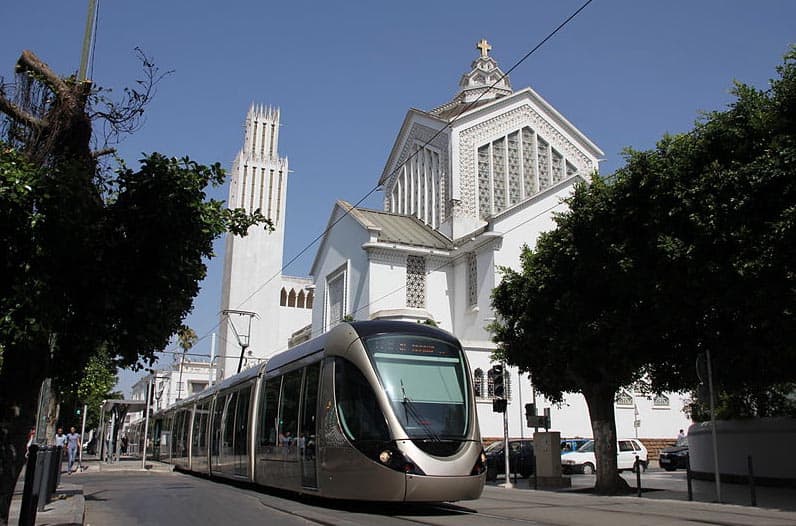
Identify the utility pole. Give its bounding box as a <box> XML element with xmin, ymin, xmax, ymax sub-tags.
<box><xmin>78</xmin><ymin>0</ymin><xmax>98</xmax><ymax>81</ymax></box>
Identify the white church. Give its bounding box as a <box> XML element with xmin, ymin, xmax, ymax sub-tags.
<box><xmin>217</xmin><ymin>40</ymin><xmax>692</xmax><ymax>441</ymax></box>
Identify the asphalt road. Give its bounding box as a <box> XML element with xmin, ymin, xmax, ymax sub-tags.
<box><xmin>80</xmin><ymin>469</ymin><xmax>796</xmax><ymax>526</ymax></box>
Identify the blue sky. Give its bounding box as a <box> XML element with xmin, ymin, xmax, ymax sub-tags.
<box><xmin>2</xmin><ymin>1</ymin><xmax>794</xmax><ymax>395</ymax></box>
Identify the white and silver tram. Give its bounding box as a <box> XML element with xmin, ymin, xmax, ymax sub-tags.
<box><xmin>132</xmin><ymin>321</ymin><xmax>486</xmax><ymax>501</ymax></box>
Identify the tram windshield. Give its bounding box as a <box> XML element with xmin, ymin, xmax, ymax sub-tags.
<box><xmin>363</xmin><ymin>334</ymin><xmax>469</xmax><ymax>441</ymax></box>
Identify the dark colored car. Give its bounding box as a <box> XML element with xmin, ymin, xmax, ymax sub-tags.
<box><xmin>659</xmin><ymin>437</ymin><xmax>689</xmax><ymax>471</ymax></box>
<box><xmin>484</xmin><ymin>439</ymin><xmax>535</xmax><ymax>481</ymax></box>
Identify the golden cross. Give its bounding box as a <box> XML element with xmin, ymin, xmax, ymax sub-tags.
<box><xmin>476</xmin><ymin>39</ymin><xmax>491</xmax><ymax>58</ymax></box>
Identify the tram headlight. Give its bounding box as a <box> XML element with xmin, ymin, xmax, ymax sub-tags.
<box><xmin>379</xmin><ymin>450</ymin><xmax>392</xmax><ymax>464</ymax></box>
<box><xmin>471</xmin><ymin>448</ymin><xmax>487</xmax><ymax>475</ymax></box>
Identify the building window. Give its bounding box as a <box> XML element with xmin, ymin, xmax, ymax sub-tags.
<box><xmin>474</xmin><ymin>368</ymin><xmax>484</xmax><ymax>398</ymax></box>
<box><xmin>306</xmin><ymin>290</ymin><xmax>314</xmax><ymax>309</ymax></box>
<box><xmin>653</xmin><ymin>394</ymin><xmax>670</xmax><ymax>408</ymax></box>
<box><xmin>280</xmin><ymin>288</ymin><xmax>287</xmax><ymax>306</ymax></box>
<box><xmin>297</xmin><ymin>290</ymin><xmax>305</xmax><ymax>308</ymax></box>
<box><xmin>325</xmin><ymin>265</ymin><xmax>347</xmax><ymax>330</ymax></box>
<box><xmin>616</xmin><ymin>390</ymin><xmax>633</xmax><ymax>407</ymax></box>
<box><xmin>406</xmin><ymin>255</ymin><xmax>426</xmax><ymax>308</ymax></box>
<box><xmin>467</xmin><ymin>252</ymin><xmax>477</xmax><ymax>307</ymax></box>
<box><xmin>288</xmin><ymin>289</ymin><xmax>296</xmax><ymax>307</ymax></box>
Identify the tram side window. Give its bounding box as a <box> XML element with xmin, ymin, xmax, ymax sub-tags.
<box><xmin>223</xmin><ymin>391</ymin><xmax>239</xmax><ymax>455</ymax></box>
<box><xmin>235</xmin><ymin>387</ymin><xmax>251</xmax><ymax>457</ymax></box>
<box><xmin>259</xmin><ymin>379</ymin><xmax>281</xmax><ymax>447</ymax></box>
<box><xmin>278</xmin><ymin>370</ymin><xmax>303</xmax><ymax>447</ymax></box>
<box><xmin>334</xmin><ymin>358</ymin><xmax>390</xmax><ymax>442</ymax></box>
<box><xmin>193</xmin><ymin>402</ymin><xmax>209</xmax><ymax>455</ymax></box>
<box><xmin>211</xmin><ymin>396</ymin><xmax>224</xmax><ymax>456</ymax></box>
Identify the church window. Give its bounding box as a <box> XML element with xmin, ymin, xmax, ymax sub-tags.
<box><xmin>474</xmin><ymin>368</ymin><xmax>484</xmax><ymax>398</ymax></box>
<box><xmin>537</xmin><ymin>138</ymin><xmax>551</xmax><ymax>190</ymax></box>
<box><xmin>280</xmin><ymin>288</ymin><xmax>287</xmax><ymax>306</ymax></box>
<box><xmin>268</xmin><ymin>169</ymin><xmax>274</xmax><ymax>219</ymax></box>
<box><xmin>507</xmin><ymin>131</ymin><xmax>521</xmax><ymax>206</ymax></box>
<box><xmin>241</xmin><ymin>166</ymin><xmax>248</xmax><ymax>209</ymax></box>
<box><xmin>288</xmin><ymin>289</ymin><xmax>296</xmax><ymax>307</ymax></box>
<box><xmin>306</xmin><ymin>290</ymin><xmax>314</xmax><ymax>309</ymax></box>
<box><xmin>521</xmin><ymin>127</ymin><xmax>537</xmax><ymax>196</ymax></box>
<box><xmin>405</xmin><ymin>255</ymin><xmax>426</xmax><ymax>308</ymax></box>
<box><xmin>250</xmin><ymin>168</ymin><xmax>256</xmax><ymax>211</ymax></box>
<box><xmin>551</xmin><ymin>148</ymin><xmax>564</xmax><ymax>185</ymax></box>
<box><xmin>269</xmin><ymin>123</ymin><xmax>276</xmax><ymax>158</ymax></box>
<box><xmin>277</xmin><ymin>170</ymin><xmax>283</xmax><ymax>225</ymax></box>
<box><xmin>477</xmin><ymin>145</ymin><xmax>491</xmax><ymax>218</ymax></box>
<box><xmin>467</xmin><ymin>252</ymin><xmax>478</xmax><ymax>307</ymax></box>
<box><xmin>259</xmin><ymin>168</ymin><xmax>265</xmax><ymax>212</ymax></box>
<box><xmin>297</xmin><ymin>290</ymin><xmax>305</xmax><ymax>309</ymax></box>
<box><xmin>653</xmin><ymin>394</ymin><xmax>670</xmax><ymax>408</ymax></box>
<box><xmin>325</xmin><ymin>265</ymin><xmax>347</xmax><ymax>331</ymax></box>
<box><xmin>566</xmin><ymin>161</ymin><xmax>578</xmax><ymax>178</ymax></box>
<box><xmin>615</xmin><ymin>391</ymin><xmax>633</xmax><ymax>407</ymax></box>
<box><xmin>260</xmin><ymin>122</ymin><xmax>266</xmax><ymax>157</ymax></box>
<box><xmin>493</xmin><ymin>137</ymin><xmax>506</xmax><ymax>214</ymax></box>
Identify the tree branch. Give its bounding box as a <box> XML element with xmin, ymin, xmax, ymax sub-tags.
<box><xmin>15</xmin><ymin>50</ymin><xmax>70</xmax><ymax>101</ymax></box>
<box><xmin>0</xmin><ymin>91</ymin><xmax>47</xmax><ymax>129</ymax></box>
<box><xmin>92</xmin><ymin>147</ymin><xmax>116</xmax><ymax>158</ymax></box>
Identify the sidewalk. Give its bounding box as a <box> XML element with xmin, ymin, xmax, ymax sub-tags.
<box><xmin>7</xmin><ymin>455</ymin><xmax>172</xmax><ymax>525</ymax></box>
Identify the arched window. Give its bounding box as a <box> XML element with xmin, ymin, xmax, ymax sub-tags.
<box><xmin>280</xmin><ymin>288</ymin><xmax>287</xmax><ymax>306</ymax></box>
<box><xmin>306</xmin><ymin>290</ymin><xmax>314</xmax><ymax>309</ymax></box>
<box><xmin>288</xmin><ymin>289</ymin><xmax>296</xmax><ymax>307</ymax></box>
<box><xmin>473</xmin><ymin>368</ymin><xmax>484</xmax><ymax>398</ymax></box>
<box><xmin>297</xmin><ymin>290</ymin><xmax>305</xmax><ymax>309</ymax></box>
<box><xmin>615</xmin><ymin>391</ymin><xmax>633</xmax><ymax>407</ymax></box>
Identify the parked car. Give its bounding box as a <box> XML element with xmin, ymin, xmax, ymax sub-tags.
<box><xmin>484</xmin><ymin>439</ymin><xmax>535</xmax><ymax>481</ymax></box>
<box><xmin>561</xmin><ymin>438</ymin><xmax>591</xmax><ymax>454</ymax></box>
<box><xmin>659</xmin><ymin>436</ymin><xmax>689</xmax><ymax>471</ymax></box>
<box><xmin>561</xmin><ymin>438</ymin><xmax>648</xmax><ymax>474</ymax></box>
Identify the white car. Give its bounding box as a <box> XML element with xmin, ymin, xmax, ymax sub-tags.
<box><xmin>561</xmin><ymin>438</ymin><xmax>648</xmax><ymax>474</ymax></box>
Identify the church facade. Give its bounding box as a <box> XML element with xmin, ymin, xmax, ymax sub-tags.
<box><xmin>307</xmin><ymin>41</ymin><xmax>691</xmax><ymax>440</ymax></box>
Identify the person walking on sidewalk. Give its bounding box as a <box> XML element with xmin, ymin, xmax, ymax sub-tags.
<box><xmin>66</xmin><ymin>426</ymin><xmax>81</xmax><ymax>474</ymax></box>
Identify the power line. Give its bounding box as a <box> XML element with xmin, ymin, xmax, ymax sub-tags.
<box><xmin>229</xmin><ymin>0</ymin><xmax>595</xmax><ymax>314</ymax></box>
<box><xmin>160</xmin><ymin>0</ymin><xmax>596</xmax><ymax>363</ymax></box>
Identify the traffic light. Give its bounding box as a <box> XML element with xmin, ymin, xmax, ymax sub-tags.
<box><xmin>492</xmin><ymin>364</ymin><xmax>505</xmax><ymax>399</ymax></box>
<box><xmin>75</xmin><ymin>407</ymin><xmax>81</xmax><ymax>416</ymax></box>
<box><xmin>525</xmin><ymin>403</ymin><xmax>535</xmax><ymax>427</ymax></box>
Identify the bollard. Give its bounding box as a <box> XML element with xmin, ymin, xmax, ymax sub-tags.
<box><xmin>748</xmin><ymin>455</ymin><xmax>757</xmax><ymax>507</ymax></box>
<box><xmin>36</xmin><ymin>447</ymin><xmax>54</xmax><ymax>512</ymax></box>
<box><xmin>18</xmin><ymin>444</ymin><xmax>39</xmax><ymax>526</ymax></box>
<box><xmin>48</xmin><ymin>446</ymin><xmax>60</xmax><ymax>496</ymax></box>
<box><xmin>634</xmin><ymin>455</ymin><xmax>642</xmax><ymax>497</ymax></box>
<box><xmin>686</xmin><ymin>458</ymin><xmax>693</xmax><ymax>501</ymax></box>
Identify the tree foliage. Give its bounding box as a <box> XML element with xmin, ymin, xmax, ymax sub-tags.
<box><xmin>491</xmin><ymin>48</ymin><xmax>795</xmax><ymax>494</ymax></box>
<box><xmin>0</xmin><ymin>50</ymin><xmax>271</xmax><ymax>521</ymax></box>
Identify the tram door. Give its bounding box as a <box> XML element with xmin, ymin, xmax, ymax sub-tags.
<box><xmin>300</xmin><ymin>363</ymin><xmax>320</xmax><ymax>488</ymax></box>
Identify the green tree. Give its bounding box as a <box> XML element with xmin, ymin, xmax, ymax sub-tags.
<box><xmin>491</xmin><ymin>49</ymin><xmax>795</xmax><ymax>495</ymax></box>
<box><xmin>0</xmin><ymin>51</ymin><xmax>270</xmax><ymax>521</ymax></box>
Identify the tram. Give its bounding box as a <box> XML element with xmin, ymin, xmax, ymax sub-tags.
<box><xmin>129</xmin><ymin>320</ymin><xmax>486</xmax><ymax>501</ymax></box>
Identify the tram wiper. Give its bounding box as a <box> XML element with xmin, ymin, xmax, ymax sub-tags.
<box><xmin>400</xmin><ymin>379</ymin><xmax>441</xmax><ymax>442</ymax></box>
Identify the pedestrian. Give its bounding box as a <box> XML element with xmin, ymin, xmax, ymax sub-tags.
<box><xmin>24</xmin><ymin>427</ymin><xmax>35</xmax><ymax>458</ymax></box>
<box><xmin>55</xmin><ymin>427</ymin><xmax>67</xmax><ymax>472</ymax></box>
<box><xmin>677</xmin><ymin>429</ymin><xmax>685</xmax><ymax>440</ymax></box>
<box><xmin>66</xmin><ymin>426</ymin><xmax>81</xmax><ymax>474</ymax></box>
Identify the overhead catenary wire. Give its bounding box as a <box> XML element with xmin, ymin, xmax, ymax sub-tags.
<box><xmin>155</xmin><ymin>0</ymin><xmax>596</xmax><ymax>360</ymax></box>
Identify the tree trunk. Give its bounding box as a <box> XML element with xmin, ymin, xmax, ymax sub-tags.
<box><xmin>583</xmin><ymin>386</ymin><xmax>630</xmax><ymax>495</ymax></box>
<box><xmin>0</xmin><ymin>341</ymin><xmax>50</xmax><ymax>524</ymax></box>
